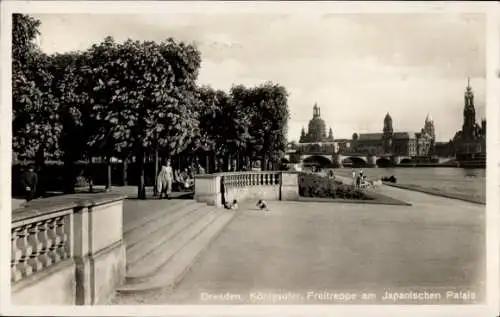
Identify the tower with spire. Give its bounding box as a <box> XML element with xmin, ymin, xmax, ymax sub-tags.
<box><xmin>382</xmin><ymin>112</ymin><xmax>393</xmax><ymax>153</ymax></box>
<box><xmin>418</xmin><ymin>113</ymin><xmax>436</xmax><ymax>155</ymax></box>
<box><xmin>424</xmin><ymin>114</ymin><xmax>435</xmax><ymax>139</ymax></box>
<box><xmin>453</xmin><ymin>77</ymin><xmax>486</xmax><ymax>163</ymax></box>
<box><xmin>462</xmin><ymin>77</ymin><xmax>476</xmax><ymax>140</ymax></box>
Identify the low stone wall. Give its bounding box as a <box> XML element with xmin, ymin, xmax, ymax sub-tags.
<box><xmin>194</xmin><ymin>171</ymin><xmax>299</xmax><ymax>206</ymax></box>
<box><xmin>11</xmin><ymin>192</ymin><xmax>127</xmax><ymax>305</ymax></box>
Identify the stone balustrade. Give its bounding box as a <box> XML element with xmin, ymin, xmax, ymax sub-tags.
<box><xmin>194</xmin><ymin>171</ymin><xmax>299</xmax><ymax>206</ymax></box>
<box><xmin>11</xmin><ymin>192</ymin><xmax>127</xmax><ymax>305</ymax></box>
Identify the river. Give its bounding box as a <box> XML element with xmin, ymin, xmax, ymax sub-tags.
<box><xmin>332</xmin><ymin>167</ymin><xmax>486</xmax><ymax>204</ymax></box>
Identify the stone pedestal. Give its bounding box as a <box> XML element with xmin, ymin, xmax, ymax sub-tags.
<box><xmin>280</xmin><ymin>172</ymin><xmax>299</xmax><ymax>200</ymax></box>
<box><xmin>391</xmin><ymin>156</ymin><xmax>401</xmax><ymax>165</ymax></box>
<box><xmin>194</xmin><ymin>174</ymin><xmax>223</xmax><ymax>207</ymax></box>
<box><xmin>332</xmin><ymin>154</ymin><xmax>344</xmax><ymax>168</ymax></box>
<box><xmin>74</xmin><ymin>198</ymin><xmax>126</xmax><ymax>305</ymax></box>
<box><xmin>367</xmin><ymin>155</ymin><xmax>377</xmax><ymax>167</ymax></box>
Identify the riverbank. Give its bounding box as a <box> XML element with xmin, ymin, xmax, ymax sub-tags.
<box><xmin>332</xmin><ymin>167</ymin><xmax>485</xmax><ymax>205</ymax></box>
<box><xmin>382</xmin><ymin>182</ymin><xmax>485</xmax><ymax>205</ymax></box>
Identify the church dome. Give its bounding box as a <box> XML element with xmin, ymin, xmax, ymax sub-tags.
<box><xmin>308</xmin><ymin>118</ymin><xmax>327</xmax><ymax>138</ymax></box>
<box><xmin>307</xmin><ymin>103</ymin><xmax>327</xmax><ymax>142</ymax></box>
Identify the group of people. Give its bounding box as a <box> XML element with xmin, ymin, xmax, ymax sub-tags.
<box><xmin>352</xmin><ymin>169</ymin><xmax>369</xmax><ymax>189</ymax></box>
<box><xmin>156</xmin><ymin>159</ymin><xmax>206</xmax><ymax>199</ymax></box>
<box><xmin>223</xmin><ymin>198</ymin><xmax>269</xmax><ymax>212</ymax></box>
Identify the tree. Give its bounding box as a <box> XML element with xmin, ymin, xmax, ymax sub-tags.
<box><xmin>234</xmin><ymin>82</ymin><xmax>290</xmax><ymax>170</ymax></box>
<box><xmin>83</xmin><ymin>37</ymin><xmax>202</xmax><ymax>199</ymax></box>
<box><xmin>197</xmin><ymin>86</ymin><xmax>251</xmax><ymax>172</ymax></box>
<box><xmin>45</xmin><ymin>51</ymin><xmax>97</xmax><ymax>193</ymax></box>
<box><xmin>12</xmin><ymin>14</ymin><xmax>62</xmax><ymax>177</ymax></box>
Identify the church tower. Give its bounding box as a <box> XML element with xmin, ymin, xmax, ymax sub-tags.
<box><xmin>462</xmin><ymin>77</ymin><xmax>476</xmax><ymax>140</ymax></box>
<box><xmin>328</xmin><ymin>127</ymin><xmax>334</xmax><ymax>141</ymax></box>
<box><xmin>424</xmin><ymin>113</ymin><xmax>436</xmax><ymax>141</ymax></box>
<box><xmin>299</xmin><ymin>127</ymin><xmax>307</xmax><ymax>143</ymax></box>
<box><xmin>383</xmin><ymin>112</ymin><xmax>393</xmax><ymax>153</ymax></box>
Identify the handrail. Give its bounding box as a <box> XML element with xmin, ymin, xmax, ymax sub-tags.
<box><xmin>11</xmin><ymin>193</ymin><xmax>126</xmax><ymax>286</ymax></box>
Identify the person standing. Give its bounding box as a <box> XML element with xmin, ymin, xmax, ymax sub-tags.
<box><xmin>197</xmin><ymin>163</ymin><xmax>206</xmax><ymax>175</ymax></box>
<box><xmin>156</xmin><ymin>159</ymin><xmax>173</xmax><ymax>199</ymax></box>
<box><xmin>21</xmin><ymin>164</ymin><xmax>38</xmax><ymax>202</ymax></box>
<box><xmin>351</xmin><ymin>170</ymin><xmax>357</xmax><ymax>187</ymax></box>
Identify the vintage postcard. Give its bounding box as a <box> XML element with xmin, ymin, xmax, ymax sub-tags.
<box><xmin>0</xmin><ymin>1</ymin><xmax>498</xmax><ymax>316</ymax></box>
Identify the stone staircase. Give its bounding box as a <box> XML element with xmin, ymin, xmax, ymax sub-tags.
<box><xmin>109</xmin><ymin>199</ymin><xmax>235</xmax><ymax>303</ymax></box>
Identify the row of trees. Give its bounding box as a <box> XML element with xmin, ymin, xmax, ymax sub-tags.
<box><xmin>13</xmin><ymin>14</ymin><xmax>290</xmax><ymax>198</ymax></box>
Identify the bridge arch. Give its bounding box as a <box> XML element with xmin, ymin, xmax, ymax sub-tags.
<box><xmin>400</xmin><ymin>158</ymin><xmax>412</xmax><ymax>164</ymax></box>
<box><xmin>342</xmin><ymin>156</ymin><xmax>367</xmax><ymax>167</ymax></box>
<box><xmin>303</xmin><ymin>155</ymin><xmax>332</xmax><ymax>168</ymax></box>
<box><xmin>376</xmin><ymin>157</ymin><xmax>391</xmax><ymax>167</ymax></box>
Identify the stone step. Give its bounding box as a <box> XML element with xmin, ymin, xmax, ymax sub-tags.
<box><xmin>122</xmin><ymin>206</ymin><xmax>220</xmax><ymax>285</ymax></box>
<box><xmin>124</xmin><ymin>201</ymin><xmax>204</xmax><ymax>250</ymax></box>
<box><xmin>115</xmin><ymin>209</ymin><xmax>235</xmax><ymax>295</ymax></box>
<box><xmin>125</xmin><ymin>203</ymin><xmax>209</xmax><ymax>267</ymax></box>
<box><xmin>123</xmin><ymin>199</ymin><xmax>195</xmax><ymax>234</ymax></box>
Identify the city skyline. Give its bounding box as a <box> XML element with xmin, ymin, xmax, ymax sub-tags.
<box><xmin>33</xmin><ymin>12</ymin><xmax>486</xmax><ymax>142</ymax></box>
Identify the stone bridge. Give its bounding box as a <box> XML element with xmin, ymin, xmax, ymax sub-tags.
<box><xmin>283</xmin><ymin>152</ymin><xmax>411</xmax><ymax>167</ymax></box>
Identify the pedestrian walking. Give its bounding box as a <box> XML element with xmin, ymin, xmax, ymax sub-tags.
<box><xmin>21</xmin><ymin>164</ymin><xmax>38</xmax><ymax>202</ymax></box>
<box><xmin>156</xmin><ymin>159</ymin><xmax>173</xmax><ymax>199</ymax></box>
<box><xmin>356</xmin><ymin>175</ymin><xmax>361</xmax><ymax>188</ymax></box>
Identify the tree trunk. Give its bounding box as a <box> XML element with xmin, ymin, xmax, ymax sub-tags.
<box><xmin>236</xmin><ymin>152</ymin><xmax>240</xmax><ymax>171</ymax></box>
<box><xmin>137</xmin><ymin>148</ymin><xmax>146</xmax><ymax>200</ymax></box>
<box><xmin>88</xmin><ymin>157</ymin><xmax>94</xmax><ymax>193</ymax></box>
<box><xmin>153</xmin><ymin>147</ymin><xmax>159</xmax><ymax>197</ymax></box>
<box><xmin>122</xmin><ymin>158</ymin><xmax>128</xmax><ymax>186</ymax></box>
<box><xmin>212</xmin><ymin>152</ymin><xmax>217</xmax><ymax>173</ymax></box>
<box><xmin>105</xmin><ymin>156</ymin><xmax>112</xmax><ymax>191</ymax></box>
<box><xmin>205</xmin><ymin>153</ymin><xmax>209</xmax><ymax>174</ymax></box>
<box><xmin>62</xmin><ymin>154</ymin><xmax>76</xmax><ymax>195</ymax></box>
<box><xmin>224</xmin><ymin>153</ymin><xmax>230</xmax><ymax>172</ymax></box>
<box><xmin>34</xmin><ymin>148</ymin><xmax>45</xmax><ymax>197</ymax></box>
<box><xmin>35</xmin><ymin>147</ymin><xmax>45</xmax><ymax>170</ymax></box>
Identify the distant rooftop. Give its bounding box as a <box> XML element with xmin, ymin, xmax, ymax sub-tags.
<box><xmin>357</xmin><ymin>131</ymin><xmax>415</xmax><ymax>141</ymax></box>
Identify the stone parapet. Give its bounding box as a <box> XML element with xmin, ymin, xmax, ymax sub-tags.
<box><xmin>194</xmin><ymin>171</ymin><xmax>299</xmax><ymax>205</ymax></box>
<box><xmin>11</xmin><ymin>192</ymin><xmax>127</xmax><ymax>305</ymax></box>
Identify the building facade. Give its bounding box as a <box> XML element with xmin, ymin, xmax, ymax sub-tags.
<box><xmin>350</xmin><ymin>113</ymin><xmax>435</xmax><ymax>157</ymax></box>
<box><xmin>292</xmin><ymin>103</ymin><xmax>436</xmax><ymax>159</ymax></box>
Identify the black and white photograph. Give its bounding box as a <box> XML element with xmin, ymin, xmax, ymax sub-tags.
<box><xmin>1</xmin><ymin>1</ymin><xmax>498</xmax><ymax>316</ymax></box>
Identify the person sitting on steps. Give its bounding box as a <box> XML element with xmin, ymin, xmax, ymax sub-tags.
<box><xmin>224</xmin><ymin>199</ymin><xmax>239</xmax><ymax>210</ymax></box>
<box><xmin>256</xmin><ymin>199</ymin><xmax>269</xmax><ymax>211</ymax></box>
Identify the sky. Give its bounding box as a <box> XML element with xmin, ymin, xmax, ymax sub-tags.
<box><xmin>33</xmin><ymin>12</ymin><xmax>486</xmax><ymax>142</ymax></box>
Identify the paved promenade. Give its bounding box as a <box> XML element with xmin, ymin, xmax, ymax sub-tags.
<box><xmin>148</xmin><ymin>183</ymin><xmax>485</xmax><ymax>305</ymax></box>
